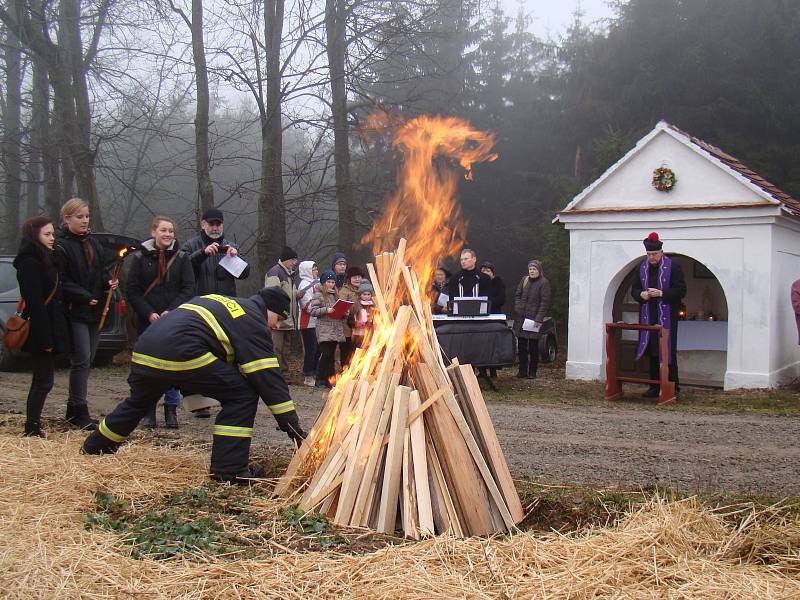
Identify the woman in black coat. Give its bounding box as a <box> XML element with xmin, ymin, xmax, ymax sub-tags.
<box><xmin>14</xmin><ymin>215</ymin><xmax>70</xmax><ymax>436</ymax></box>
<box><xmin>57</xmin><ymin>198</ymin><xmax>118</xmax><ymax>430</ymax></box>
<box><xmin>126</xmin><ymin>216</ymin><xmax>195</xmax><ymax>428</ymax></box>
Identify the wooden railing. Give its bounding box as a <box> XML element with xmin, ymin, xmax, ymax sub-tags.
<box><xmin>604</xmin><ymin>323</ymin><xmax>676</xmax><ymax>406</ymax></box>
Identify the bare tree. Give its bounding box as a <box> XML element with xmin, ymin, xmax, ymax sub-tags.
<box><xmin>2</xmin><ymin>0</ymin><xmax>24</xmax><ymax>241</ymax></box>
<box><xmin>167</xmin><ymin>0</ymin><xmax>215</xmax><ymax>215</ymax></box>
<box><xmin>0</xmin><ymin>0</ymin><xmax>113</xmax><ymax>229</ymax></box>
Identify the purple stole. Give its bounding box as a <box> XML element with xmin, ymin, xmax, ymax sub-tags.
<box><xmin>635</xmin><ymin>255</ymin><xmax>673</xmax><ymax>363</ymax></box>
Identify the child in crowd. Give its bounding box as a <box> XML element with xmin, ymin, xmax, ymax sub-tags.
<box><xmin>351</xmin><ymin>280</ymin><xmax>375</xmax><ymax>348</ymax></box>
<box><xmin>309</xmin><ymin>270</ymin><xmax>346</xmax><ymax>389</ymax></box>
<box><xmin>296</xmin><ymin>260</ymin><xmax>320</xmax><ymax>387</ymax></box>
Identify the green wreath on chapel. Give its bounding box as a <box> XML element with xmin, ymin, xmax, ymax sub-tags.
<box><xmin>652</xmin><ymin>166</ymin><xmax>677</xmax><ymax>192</ymax></box>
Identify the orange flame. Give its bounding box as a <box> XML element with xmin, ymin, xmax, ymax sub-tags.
<box><xmin>362</xmin><ymin>113</ymin><xmax>497</xmax><ymax>295</ymax></box>
<box><xmin>306</xmin><ymin>113</ymin><xmax>496</xmax><ymax>464</ymax></box>
<box><xmin>118</xmin><ymin>247</ymin><xmax>129</xmax><ymax>258</ymax></box>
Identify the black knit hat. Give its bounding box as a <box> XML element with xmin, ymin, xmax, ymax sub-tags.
<box><xmin>643</xmin><ymin>231</ymin><xmax>663</xmax><ymax>251</ymax></box>
<box><xmin>280</xmin><ymin>246</ymin><xmax>298</xmax><ymax>261</ymax></box>
<box><xmin>258</xmin><ymin>286</ymin><xmax>291</xmax><ymax>319</ymax></box>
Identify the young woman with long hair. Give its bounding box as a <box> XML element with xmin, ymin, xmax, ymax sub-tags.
<box><xmin>13</xmin><ymin>215</ymin><xmax>70</xmax><ymax>436</ymax></box>
<box><xmin>57</xmin><ymin>198</ymin><xmax>118</xmax><ymax>429</ymax></box>
<box><xmin>126</xmin><ymin>216</ymin><xmax>194</xmax><ymax>428</ymax></box>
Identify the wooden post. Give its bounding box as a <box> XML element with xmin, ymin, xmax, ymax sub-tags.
<box><xmin>658</xmin><ymin>327</ymin><xmax>677</xmax><ymax>405</ymax></box>
<box><xmin>604</xmin><ymin>323</ymin><xmax>623</xmax><ymax>401</ymax></box>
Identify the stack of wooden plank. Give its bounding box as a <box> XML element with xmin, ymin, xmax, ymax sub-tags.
<box><xmin>274</xmin><ymin>240</ymin><xmax>523</xmax><ymax>538</ymax></box>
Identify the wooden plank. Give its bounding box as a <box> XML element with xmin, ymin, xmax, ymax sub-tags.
<box><xmin>407</xmin><ymin>387</ymin><xmax>446</xmax><ymax>424</ymax></box>
<box><xmin>408</xmin><ymin>390</ymin><xmax>433</xmax><ymax>537</ymax></box>
<box><xmin>366</xmin><ymin>263</ymin><xmax>391</xmax><ymax>321</ymax></box>
<box><xmin>333</xmin><ymin>306</ymin><xmax>411</xmax><ymax>524</ymax></box>
<box><xmin>415</xmin><ymin>363</ymin><xmax>495</xmax><ymax>536</ymax></box>
<box><xmin>377</xmin><ymin>386</ymin><xmax>410</xmax><ymax>533</ymax></box>
<box><xmin>425</xmin><ymin>430</ymin><xmax>463</xmax><ymax>537</ymax></box>
<box><xmin>456</xmin><ymin>366</ymin><xmax>524</xmax><ymax>524</ymax></box>
<box><xmin>353</xmin><ymin>367</ymin><xmax>401</xmax><ymax>526</ymax></box>
<box><xmin>402</xmin><ymin>419</ymin><xmax>419</xmax><ymax>539</ymax></box>
<box><xmin>411</xmin><ymin>316</ymin><xmax>516</xmax><ymax>531</ymax></box>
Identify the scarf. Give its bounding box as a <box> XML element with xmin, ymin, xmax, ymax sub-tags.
<box><xmin>78</xmin><ymin>232</ymin><xmax>94</xmax><ymax>266</ymax></box>
<box><xmin>635</xmin><ymin>255</ymin><xmax>673</xmax><ymax>363</ymax></box>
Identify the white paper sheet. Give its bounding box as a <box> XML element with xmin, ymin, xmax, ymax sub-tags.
<box><xmin>522</xmin><ymin>318</ymin><xmax>541</xmax><ymax>333</ymax></box>
<box><xmin>436</xmin><ymin>292</ymin><xmax>449</xmax><ymax>307</ymax></box>
<box><xmin>219</xmin><ymin>253</ymin><xmax>248</xmax><ymax>278</ymax></box>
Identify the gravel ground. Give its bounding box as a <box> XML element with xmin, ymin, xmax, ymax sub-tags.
<box><xmin>2</xmin><ymin>364</ymin><xmax>799</xmax><ymax>496</ymax></box>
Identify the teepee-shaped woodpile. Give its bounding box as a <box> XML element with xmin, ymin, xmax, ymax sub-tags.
<box><xmin>274</xmin><ymin>240</ymin><xmax>523</xmax><ymax>538</ymax></box>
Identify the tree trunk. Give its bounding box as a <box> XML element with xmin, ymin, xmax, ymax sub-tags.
<box><xmin>2</xmin><ymin>0</ymin><xmax>24</xmax><ymax>242</ymax></box>
<box><xmin>29</xmin><ymin>0</ymin><xmax>61</xmax><ymax>222</ymax></box>
<box><xmin>59</xmin><ymin>0</ymin><xmax>104</xmax><ymax>229</ymax></box>
<box><xmin>191</xmin><ymin>0</ymin><xmax>214</xmax><ymax>215</ymax></box>
<box><xmin>326</xmin><ymin>0</ymin><xmax>355</xmax><ymax>252</ymax></box>
<box><xmin>257</xmin><ymin>0</ymin><xmax>286</xmax><ymax>276</ymax></box>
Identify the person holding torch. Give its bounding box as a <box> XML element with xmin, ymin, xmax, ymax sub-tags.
<box><xmin>56</xmin><ymin>198</ymin><xmax>119</xmax><ymax>430</ymax></box>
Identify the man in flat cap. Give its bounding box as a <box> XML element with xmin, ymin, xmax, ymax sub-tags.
<box><xmin>631</xmin><ymin>232</ymin><xmax>687</xmax><ymax>399</ymax></box>
<box><xmin>265</xmin><ymin>246</ymin><xmax>300</xmax><ymax>372</ymax></box>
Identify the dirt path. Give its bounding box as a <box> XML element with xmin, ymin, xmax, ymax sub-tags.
<box><xmin>2</xmin><ymin>366</ymin><xmax>799</xmax><ymax>496</ymax></box>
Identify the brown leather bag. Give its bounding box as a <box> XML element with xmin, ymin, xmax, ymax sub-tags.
<box><xmin>4</xmin><ymin>274</ymin><xmax>59</xmax><ymax>350</ymax></box>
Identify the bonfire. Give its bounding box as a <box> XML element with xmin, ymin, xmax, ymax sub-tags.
<box><xmin>273</xmin><ymin>114</ymin><xmax>523</xmax><ymax>538</ymax></box>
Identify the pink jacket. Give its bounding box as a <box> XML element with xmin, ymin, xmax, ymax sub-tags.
<box><xmin>791</xmin><ymin>279</ymin><xmax>800</xmax><ymax>344</ymax></box>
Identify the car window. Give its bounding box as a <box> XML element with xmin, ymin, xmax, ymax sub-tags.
<box><xmin>0</xmin><ymin>261</ymin><xmax>17</xmax><ymax>294</ymax></box>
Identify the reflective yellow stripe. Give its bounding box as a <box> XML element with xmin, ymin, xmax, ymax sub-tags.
<box><xmin>178</xmin><ymin>303</ymin><xmax>234</xmax><ymax>363</ymax></box>
<box><xmin>99</xmin><ymin>419</ymin><xmax>126</xmax><ymax>443</ymax></box>
<box><xmin>132</xmin><ymin>351</ymin><xmax>217</xmax><ymax>371</ymax></box>
<box><xmin>268</xmin><ymin>400</ymin><xmax>295</xmax><ymax>415</ymax></box>
<box><xmin>240</xmin><ymin>357</ymin><xmax>280</xmax><ymax>373</ymax></box>
<box><xmin>213</xmin><ymin>424</ymin><xmax>253</xmax><ymax>438</ymax></box>
<box><xmin>202</xmin><ymin>294</ymin><xmax>245</xmax><ymax>318</ymax></box>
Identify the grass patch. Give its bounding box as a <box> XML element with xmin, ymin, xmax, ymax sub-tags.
<box><xmin>482</xmin><ymin>364</ymin><xmax>800</xmax><ymax>415</ymax></box>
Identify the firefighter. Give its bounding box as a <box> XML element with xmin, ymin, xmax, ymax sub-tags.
<box><xmin>81</xmin><ymin>287</ymin><xmax>306</xmax><ymax>484</ymax></box>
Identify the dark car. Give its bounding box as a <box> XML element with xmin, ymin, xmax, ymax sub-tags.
<box><xmin>0</xmin><ymin>233</ymin><xmax>139</xmax><ymax>370</ymax></box>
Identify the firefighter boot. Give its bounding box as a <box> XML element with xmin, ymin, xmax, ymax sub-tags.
<box><xmin>210</xmin><ymin>463</ymin><xmax>266</xmax><ymax>485</ymax></box>
<box><xmin>66</xmin><ymin>403</ymin><xmax>97</xmax><ymax>430</ymax></box>
<box><xmin>164</xmin><ymin>404</ymin><xmax>179</xmax><ymax>429</ymax></box>
<box><xmin>81</xmin><ymin>430</ymin><xmax>122</xmax><ymax>455</ymax></box>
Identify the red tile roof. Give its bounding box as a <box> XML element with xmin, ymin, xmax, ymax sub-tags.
<box><xmin>665</xmin><ymin>123</ymin><xmax>800</xmax><ymax>215</ymax></box>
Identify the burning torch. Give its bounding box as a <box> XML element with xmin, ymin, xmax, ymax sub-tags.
<box><xmin>97</xmin><ymin>245</ymin><xmax>136</xmax><ymax>333</ymax></box>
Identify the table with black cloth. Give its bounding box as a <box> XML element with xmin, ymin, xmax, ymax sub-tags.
<box><xmin>431</xmin><ymin>315</ymin><xmax>516</xmax><ymax>369</ymax></box>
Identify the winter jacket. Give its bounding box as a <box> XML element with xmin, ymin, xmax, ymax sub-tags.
<box><xmin>512</xmin><ymin>263</ymin><xmax>552</xmax><ymax>340</ymax></box>
<box><xmin>13</xmin><ymin>239</ymin><xmax>70</xmax><ymax>354</ymax></box>
<box><xmin>486</xmin><ymin>276</ymin><xmax>506</xmax><ymax>314</ymax></box>
<box><xmin>297</xmin><ymin>261</ymin><xmax>318</xmax><ymax>329</ymax></box>
<box><xmin>56</xmin><ymin>226</ymin><xmax>110</xmax><ymax>324</ymax></box>
<box><xmin>264</xmin><ymin>261</ymin><xmax>298</xmax><ymax>330</ymax></box>
<box><xmin>309</xmin><ymin>288</ymin><xmax>346</xmax><ymax>343</ymax></box>
<box><xmin>446</xmin><ymin>267</ymin><xmax>490</xmax><ymax>299</ymax></box>
<box><xmin>126</xmin><ymin>239</ymin><xmax>195</xmax><ymax>321</ymax></box>
<box><xmin>338</xmin><ymin>282</ymin><xmax>359</xmax><ymax>337</ymax></box>
<box><xmin>181</xmin><ymin>232</ymin><xmax>249</xmax><ymax>296</ymax></box>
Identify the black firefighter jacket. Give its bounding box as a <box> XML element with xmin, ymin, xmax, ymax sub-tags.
<box><xmin>131</xmin><ymin>293</ymin><xmax>294</xmax><ymax>418</ymax></box>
